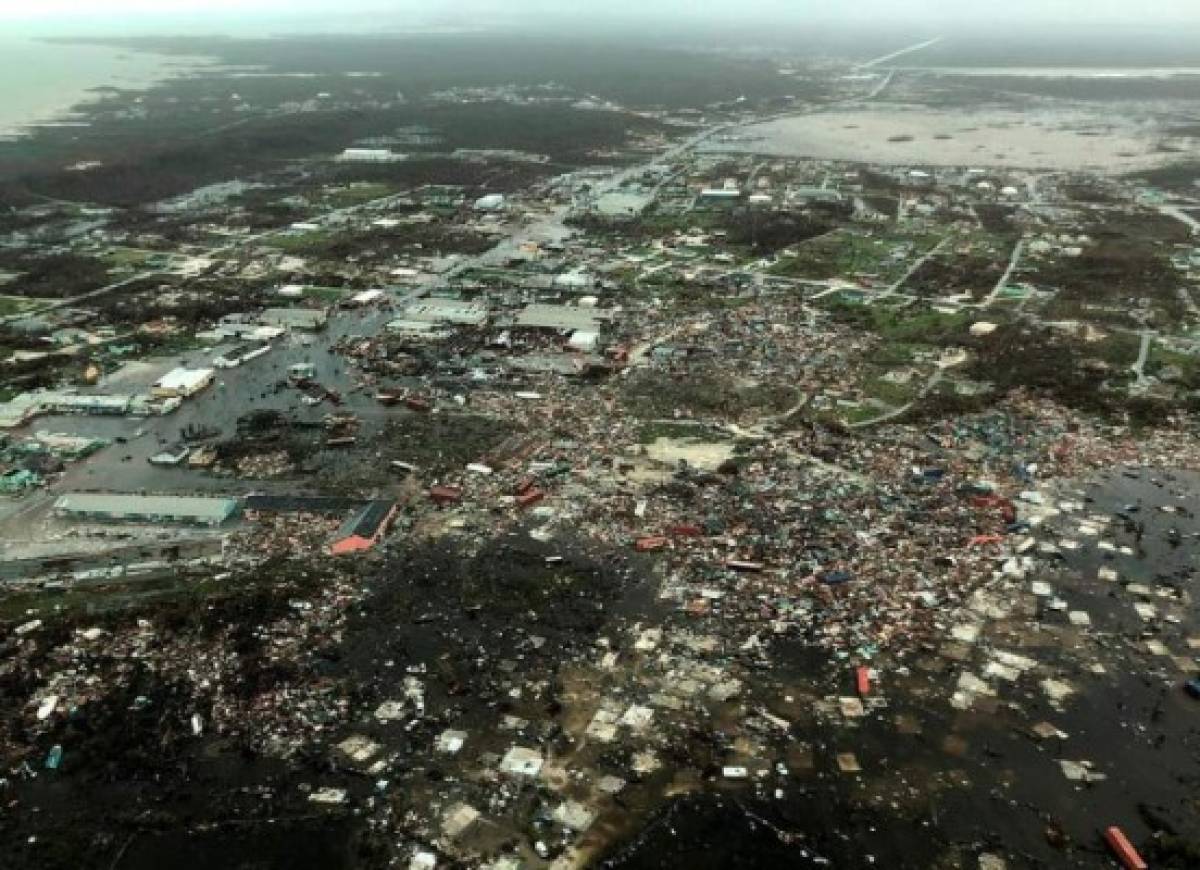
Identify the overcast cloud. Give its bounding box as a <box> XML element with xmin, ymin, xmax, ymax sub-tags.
<box><xmin>2</xmin><ymin>0</ymin><xmax>1199</xmax><ymax>35</ymax></box>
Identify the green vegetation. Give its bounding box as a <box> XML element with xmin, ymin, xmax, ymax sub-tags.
<box><xmin>98</xmin><ymin>246</ymin><xmax>170</xmax><ymax>269</ymax></box>
<box><xmin>264</xmin><ymin>229</ymin><xmax>338</xmax><ymax>254</ymax></box>
<box><xmin>299</xmin><ymin>286</ymin><xmax>346</xmax><ymax>304</ymax></box>
<box><xmin>824</xmin><ymin>297</ymin><xmax>977</xmax><ymax>345</ymax></box>
<box><xmin>0</xmin><ymin>296</ymin><xmax>35</xmax><ymax>317</ymax></box>
<box><xmin>772</xmin><ymin>230</ymin><xmax>940</xmax><ymax>284</ymax></box>
<box><xmin>320</xmin><ymin>182</ymin><xmax>395</xmax><ymax>208</ymax></box>
<box><xmin>861</xmin><ymin>375</ymin><xmax>919</xmax><ymax>407</ymax></box>
<box><xmin>1146</xmin><ymin>344</ymin><xmax>1200</xmax><ymax>389</ymax></box>
<box><xmin>637</xmin><ymin>420</ymin><xmax>731</xmax><ymax>444</ymax></box>
<box><xmin>622</xmin><ymin>370</ymin><xmax>799</xmax><ymax>421</ymax></box>
<box><xmin>1029</xmin><ymin>213</ymin><xmax>1189</xmax><ymax>328</ymax></box>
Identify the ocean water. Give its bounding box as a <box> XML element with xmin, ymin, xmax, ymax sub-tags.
<box><xmin>0</xmin><ymin>38</ymin><xmax>209</xmax><ymax>138</ymax></box>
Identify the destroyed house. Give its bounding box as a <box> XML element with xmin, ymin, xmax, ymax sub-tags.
<box><xmin>331</xmin><ymin>500</ymin><xmax>398</xmax><ymax>555</ymax></box>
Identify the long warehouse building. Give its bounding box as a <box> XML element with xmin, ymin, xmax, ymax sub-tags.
<box><xmin>54</xmin><ymin>493</ymin><xmax>240</xmax><ymax>526</ymax></box>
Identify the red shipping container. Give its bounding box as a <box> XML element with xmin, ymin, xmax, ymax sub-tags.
<box><xmin>635</xmin><ymin>536</ymin><xmax>668</xmax><ymax>552</ymax></box>
<box><xmin>429</xmin><ymin>486</ymin><xmax>462</xmax><ymax>505</ymax></box>
<box><xmin>968</xmin><ymin>534</ymin><xmax>1004</xmax><ymax>547</ymax></box>
<box><xmin>406</xmin><ymin>397</ymin><xmax>431</xmax><ymax>412</ymax></box>
<box><xmin>516</xmin><ymin>489</ymin><xmax>545</xmax><ymax>509</ymax></box>
<box><xmin>856</xmin><ymin>666</ymin><xmax>871</xmax><ymax>697</ymax></box>
<box><xmin>515</xmin><ymin>476</ymin><xmax>536</xmax><ymax>495</ymax></box>
<box><xmin>669</xmin><ymin>524</ymin><xmax>703</xmax><ymax>538</ymax></box>
<box><xmin>1103</xmin><ymin>827</ymin><xmax>1147</xmax><ymax>870</ymax></box>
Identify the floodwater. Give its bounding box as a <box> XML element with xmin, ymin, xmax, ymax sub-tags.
<box><xmin>898</xmin><ymin>67</ymin><xmax>1200</xmax><ymax>79</ymax></box>
<box><xmin>603</xmin><ymin>465</ymin><xmax>1200</xmax><ymax>868</ymax></box>
<box><xmin>704</xmin><ymin>107</ymin><xmax>1178</xmax><ymax>172</ymax></box>
<box><xmin>0</xmin><ymin>39</ymin><xmax>211</xmax><ymax>140</ymax></box>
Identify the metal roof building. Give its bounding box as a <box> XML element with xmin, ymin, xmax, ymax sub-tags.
<box><xmin>152</xmin><ymin>368</ymin><xmax>215</xmax><ymax>398</ymax></box>
<box><xmin>514</xmin><ymin>304</ymin><xmax>613</xmax><ymax>332</ymax></box>
<box><xmin>402</xmin><ymin>298</ymin><xmax>489</xmax><ymax>327</ymax></box>
<box><xmin>331</xmin><ymin>500</ymin><xmax>398</xmax><ymax>555</ymax></box>
<box><xmin>54</xmin><ymin>493</ymin><xmax>240</xmax><ymax>526</ymax></box>
<box><xmin>260</xmin><ymin>308</ymin><xmax>329</xmax><ymax>331</ymax></box>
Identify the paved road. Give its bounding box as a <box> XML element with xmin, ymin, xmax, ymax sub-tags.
<box><xmin>880</xmin><ymin>236</ymin><xmax>952</xmax><ymax>298</ymax></box>
<box><xmin>855</xmin><ymin>37</ymin><xmax>944</xmax><ymax>70</ymax></box>
<box><xmin>982</xmin><ymin>238</ymin><xmax>1026</xmax><ymax>307</ymax></box>
<box><xmin>849</xmin><ymin>352</ymin><xmax>966</xmax><ymax>430</ymax></box>
<box><xmin>1131</xmin><ymin>330</ymin><xmax>1156</xmax><ymax>391</ymax></box>
<box><xmin>1159</xmin><ymin>204</ymin><xmax>1200</xmax><ymax>235</ymax></box>
<box><xmin>0</xmin><ymin>270</ymin><xmax>164</xmax><ymax>326</ymax></box>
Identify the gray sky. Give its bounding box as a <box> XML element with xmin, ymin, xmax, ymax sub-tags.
<box><xmin>3</xmin><ymin>1</ymin><xmax>1199</xmax><ymax>34</ymax></box>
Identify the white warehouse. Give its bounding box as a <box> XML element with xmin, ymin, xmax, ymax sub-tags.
<box><xmin>152</xmin><ymin>367</ymin><xmax>215</xmax><ymax>399</ymax></box>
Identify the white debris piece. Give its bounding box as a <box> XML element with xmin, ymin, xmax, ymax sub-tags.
<box><xmin>836</xmin><ymin>753</ymin><xmax>862</xmax><ymax>773</ymax></box>
<box><xmin>958</xmin><ymin>671</ymin><xmax>995</xmax><ymax>696</ymax></box>
<box><xmin>500</xmin><ymin>746</ymin><xmax>544</xmax><ymax>777</ymax></box>
<box><xmin>309</xmin><ymin>787</ymin><xmax>348</xmax><ymax>805</ymax></box>
<box><xmin>586</xmin><ymin>709</ymin><xmax>620</xmax><ymax>742</ymax></box>
<box><xmin>1145</xmin><ymin>640</ymin><xmax>1171</xmax><ymax>656</ymax></box>
<box><xmin>951</xmin><ymin>623</ymin><xmax>982</xmax><ymax>644</ymax></box>
<box><xmin>620</xmin><ymin>705</ymin><xmax>655</xmax><ymax>730</ymax></box>
<box><xmin>338</xmin><ymin>735</ymin><xmax>383</xmax><ymax>764</ymax></box>
<box><xmin>1134</xmin><ymin>602</ymin><xmax>1158</xmax><ymax>621</ymax></box>
<box><xmin>442</xmin><ymin>803</ymin><xmax>480</xmax><ymax>839</ymax></box>
<box><xmin>597</xmin><ymin>775</ymin><xmax>626</xmax><ymax>794</ymax></box>
<box><xmin>839</xmin><ymin>697</ymin><xmax>866</xmax><ymax>718</ymax></box>
<box><xmin>35</xmin><ymin>696</ymin><xmax>58</xmax><ymax>721</ymax></box>
<box><xmin>984</xmin><ymin>661</ymin><xmax>1021</xmax><ymax>682</ymax></box>
<box><xmin>1041</xmin><ymin>679</ymin><xmax>1075</xmax><ymax>704</ymax></box>
<box><xmin>1059</xmin><ymin>759</ymin><xmax>1107</xmax><ymax>783</ymax></box>
<box><xmin>375</xmin><ymin>700</ymin><xmax>407</xmax><ymax>722</ymax></box>
<box><xmin>633</xmin><ymin>628</ymin><xmax>662</xmax><ymax>651</ymax></box>
<box><xmin>409</xmin><ymin>851</ymin><xmax>438</xmax><ymax>870</ymax></box>
<box><xmin>632</xmin><ymin>750</ymin><xmax>661</xmax><ymax>773</ymax></box>
<box><xmin>993</xmin><ymin>650</ymin><xmax>1037</xmax><ymax>672</ymax></box>
<box><xmin>436</xmin><ymin>730</ymin><xmax>467</xmax><ymax>754</ymax></box>
<box><xmin>554</xmin><ymin>801</ymin><xmax>596</xmax><ymax>832</ymax></box>
<box><xmin>404</xmin><ymin>676</ymin><xmax>426</xmax><ymax>714</ymax></box>
<box><xmin>1068</xmin><ymin>610</ymin><xmax>1092</xmax><ymax>627</ymax></box>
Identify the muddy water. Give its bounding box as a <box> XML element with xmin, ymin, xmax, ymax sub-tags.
<box><xmin>604</xmin><ymin>466</ymin><xmax>1200</xmax><ymax>868</ymax></box>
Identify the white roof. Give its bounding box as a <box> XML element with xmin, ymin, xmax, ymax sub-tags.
<box><xmin>352</xmin><ymin>289</ymin><xmax>386</xmax><ymax>304</ymax></box>
<box><xmin>403</xmin><ymin>298</ymin><xmax>489</xmax><ymax>326</ymax></box>
<box><xmin>155</xmin><ymin>368</ymin><xmax>214</xmax><ymax>391</ymax></box>
<box><xmin>568</xmin><ymin>330</ymin><xmax>599</xmax><ymax>351</ymax></box>
<box><xmin>55</xmin><ymin>493</ymin><xmax>238</xmax><ymax>522</ymax></box>
<box><xmin>516</xmin><ymin>303</ymin><xmax>612</xmax><ymax>331</ymax></box>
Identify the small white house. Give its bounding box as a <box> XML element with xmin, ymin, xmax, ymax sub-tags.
<box><xmin>474</xmin><ymin>193</ymin><xmax>506</xmax><ymax>212</ymax></box>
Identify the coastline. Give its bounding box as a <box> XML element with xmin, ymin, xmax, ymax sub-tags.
<box><xmin>0</xmin><ymin>38</ymin><xmax>215</xmax><ymax>141</ymax></box>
